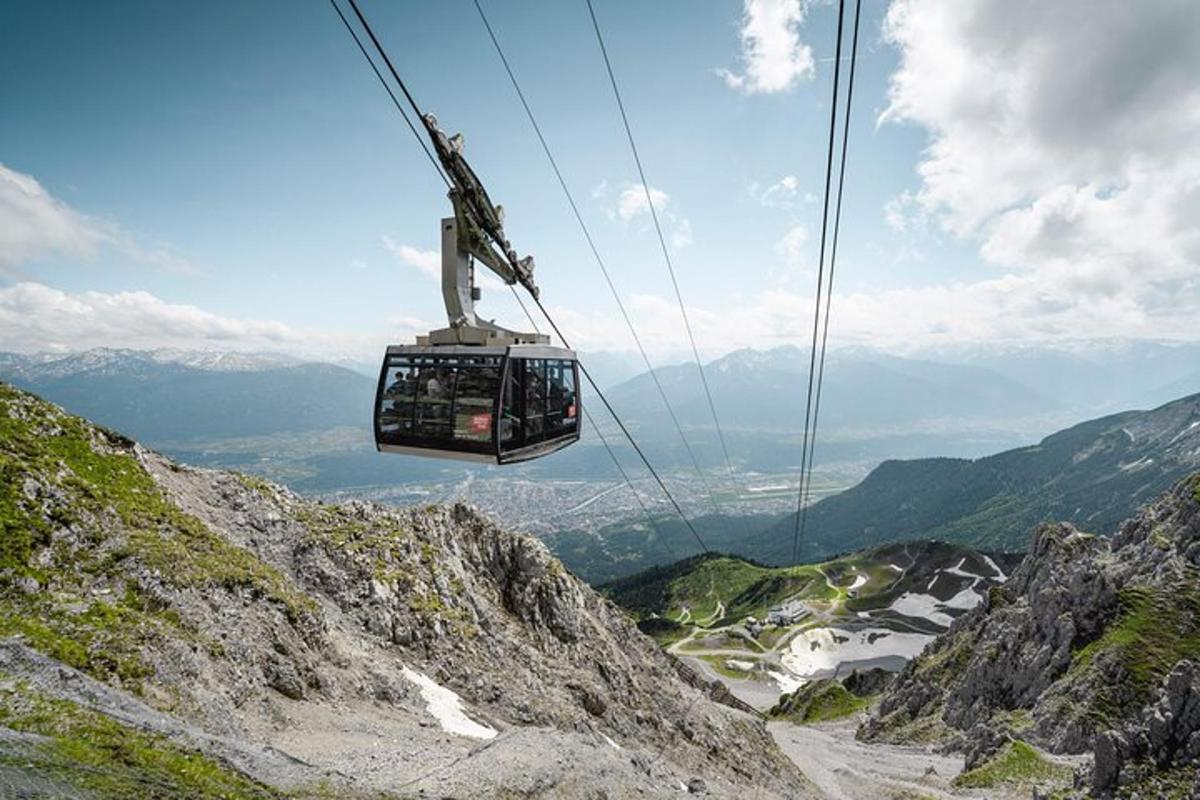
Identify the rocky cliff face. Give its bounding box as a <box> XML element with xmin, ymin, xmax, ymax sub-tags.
<box><xmin>0</xmin><ymin>383</ymin><xmax>813</xmax><ymax>799</ymax></box>
<box><xmin>861</xmin><ymin>472</ymin><xmax>1200</xmax><ymax>797</ymax></box>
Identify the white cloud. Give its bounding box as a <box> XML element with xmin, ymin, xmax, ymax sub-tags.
<box><xmin>671</xmin><ymin>219</ymin><xmax>693</xmax><ymax>249</ymax></box>
<box><xmin>613</xmin><ymin>184</ymin><xmax>692</xmax><ymax>250</ymax></box>
<box><xmin>616</xmin><ymin>185</ymin><xmax>669</xmax><ymax>221</ymax></box>
<box><xmin>0</xmin><ymin>163</ymin><xmax>198</xmax><ymax>275</ymax></box>
<box><xmin>0</xmin><ymin>281</ymin><xmax>435</xmax><ymax>359</ymax></box>
<box><xmin>551</xmin><ymin>276</ymin><xmax>1199</xmax><ymax>360</ymax></box>
<box><xmin>0</xmin><ymin>282</ymin><xmax>288</xmax><ymax>353</ymax></box>
<box><xmin>382</xmin><ymin>236</ymin><xmax>440</xmax><ymax>280</ymax></box>
<box><xmin>750</xmin><ymin>174</ymin><xmax>801</xmax><ymax>208</ymax></box>
<box><xmin>0</xmin><ymin>165</ymin><xmax>110</xmax><ymax>269</ymax></box>
<box><xmin>717</xmin><ymin>0</ymin><xmax>816</xmax><ymax>94</ymax></box>
<box><xmin>382</xmin><ymin>234</ymin><xmax>510</xmax><ymax>293</ymax></box>
<box><xmin>776</xmin><ymin>224</ymin><xmax>809</xmax><ymax>265</ymax></box>
<box><xmin>880</xmin><ymin>0</ymin><xmax>1200</xmax><ymax>329</ymax></box>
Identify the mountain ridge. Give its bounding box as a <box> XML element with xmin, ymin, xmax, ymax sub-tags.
<box><xmin>861</xmin><ymin>472</ymin><xmax>1200</xmax><ymax>798</ymax></box>
<box><xmin>0</xmin><ymin>382</ymin><xmax>814</xmax><ymax>798</ymax></box>
<box><xmin>751</xmin><ymin>391</ymin><xmax>1200</xmax><ymax>561</ymax></box>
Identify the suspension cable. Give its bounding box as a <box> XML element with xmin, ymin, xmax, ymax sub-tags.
<box><xmin>473</xmin><ymin>0</ymin><xmax>736</xmax><ymax>536</ymax></box>
<box><xmin>511</xmin><ymin>284</ymin><xmax>675</xmax><ymax>561</ymax></box>
<box><xmin>796</xmin><ymin>0</ymin><xmax>862</xmax><ymax>553</ymax></box>
<box><xmin>584</xmin><ymin>0</ymin><xmax>751</xmax><ymax>540</ymax></box>
<box><xmin>792</xmin><ymin>0</ymin><xmax>846</xmax><ymax>566</ymax></box>
<box><xmin>584</xmin><ymin>406</ymin><xmax>681</xmax><ymax>564</ymax></box>
<box><xmin>530</xmin><ymin>293</ymin><xmax>710</xmax><ymax>552</ymax></box>
<box><xmin>328</xmin><ymin>0</ymin><xmax>449</xmax><ymax>189</ymax></box>
<box><xmin>333</xmin><ymin>0</ymin><xmax>708</xmax><ymax>553</ymax></box>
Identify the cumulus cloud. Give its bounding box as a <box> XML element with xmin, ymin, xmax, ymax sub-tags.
<box><xmin>551</xmin><ymin>276</ymin><xmax>1199</xmax><ymax>360</ymax></box>
<box><xmin>0</xmin><ymin>281</ymin><xmax>436</xmax><ymax>359</ymax></box>
<box><xmin>616</xmin><ymin>185</ymin><xmax>669</xmax><ymax>221</ymax></box>
<box><xmin>382</xmin><ymin>236</ymin><xmax>439</xmax><ymax>280</ymax></box>
<box><xmin>613</xmin><ymin>184</ymin><xmax>692</xmax><ymax>249</ymax></box>
<box><xmin>671</xmin><ymin>219</ymin><xmax>694</xmax><ymax>249</ymax></box>
<box><xmin>776</xmin><ymin>224</ymin><xmax>809</xmax><ymax>266</ymax></box>
<box><xmin>0</xmin><ymin>163</ymin><xmax>198</xmax><ymax>275</ymax></box>
<box><xmin>382</xmin><ymin>234</ymin><xmax>509</xmax><ymax>291</ymax></box>
<box><xmin>0</xmin><ymin>165</ymin><xmax>110</xmax><ymax>269</ymax></box>
<box><xmin>749</xmin><ymin>174</ymin><xmax>805</xmax><ymax>208</ymax></box>
<box><xmin>880</xmin><ymin>0</ymin><xmax>1200</xmax><ymax>333</ymax></box>
<box><xmin>717</xmin><ymin>0</ymin><xmax>816</xmax><ymax>94</ymax></box>
<box><xmin>0</xmin><ymin>282</ymin><xmax>284</xmax><ymax>353</ymax></box>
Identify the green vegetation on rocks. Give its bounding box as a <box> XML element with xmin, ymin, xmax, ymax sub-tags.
<box><xmin>863</xmin><ymin>473</ymin><xmax>1200</xmax><ymax>798</ymax></box>
<box><xmin>1070</xmin><ymin>579</ymin><xmax>1200</xmax><ymax>719</ymax></box>
<box><xmin>770</xmin><ymin>680</ymin><xmax>871</xmax><ymax>724</ymax></box>
<box><xmin>952</xmin><ymin>740</ymin><xmax>1069</xmax><ymax>789</ymax></box>
<box><xmin>0</xmin><ymin>383</ymin><xmax>316</xmax><ymax>688</ymax></box>
<box><xmin>0</xmin><ymin>679</ymin><xmax>280</xmax><ymax>799</ymax></box>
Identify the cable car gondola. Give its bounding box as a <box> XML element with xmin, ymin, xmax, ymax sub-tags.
<box><xmin>373</xmin><ymin>115</ymin><xmax>581</xmax><ymax>463</ymax></box>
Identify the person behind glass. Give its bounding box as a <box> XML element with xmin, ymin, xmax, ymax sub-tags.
<box><xmin>426</xmin><ymin>370</ymin><xmax>446</xmax><ymax>400</ymax></box>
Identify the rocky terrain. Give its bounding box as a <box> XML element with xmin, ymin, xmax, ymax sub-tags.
<box><xmin>861</xmin><ymin>472</ymin><xmax>1200</xmax><ymax>798</ymax></box>
<box><xmin>0</xmin><ymin>383</ymin><xmax>814</xmax><ymax>798</ymax></box>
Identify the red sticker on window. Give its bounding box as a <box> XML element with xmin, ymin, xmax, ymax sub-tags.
<box><xmin>470</xmin><ymin>413</ymin><xmax>492</xmax><ymax>433</ymax></box>
<box><xmin>566</xmin><ymin>404</ymin><xmax>576</xmax><ymax>418</ymax></box>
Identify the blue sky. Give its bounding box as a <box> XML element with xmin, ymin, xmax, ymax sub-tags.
<box><xmin>2</xmin><ymin>0</ymin><xmax>1197</xmax><ymax>359</ymax></box>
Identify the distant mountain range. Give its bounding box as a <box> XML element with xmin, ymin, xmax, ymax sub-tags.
<box><xmin>2</xmin><ymin>342</ymin><xmax>1197</xmax><ymax>500</ymax></box>
<box><xmin>924</xmin><ymin>339</ymin><xmax>1200</xmax><ymax>414</ymax></box>
<box><xmin>0</xmin><ymin>347</ymin><xmax>304</xmax><ymax>378</ymax></box>
<box><xmin>751</xmin><ymin>391</ymin><xmax>1200</xmax><ymax>561</ymax></box>
<box><xmin>606</xmin><ymin>345</ymin><xmax>1063</xmax><ymax>432</ymax></box>
<box><xmin>0</xmin><ymin>348</ymin><xmax>373</xmax><ymax>441</ymax></box>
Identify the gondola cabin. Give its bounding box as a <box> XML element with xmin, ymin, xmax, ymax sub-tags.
<box><xmin>371</xmin><ymin>115</ymin><xmax>580</xmax><ymax>464</ymax></box>
<box><xmin>374</xmin><ymin>344</ymin><xmax>580</xmax><ymax>464</ymax></box>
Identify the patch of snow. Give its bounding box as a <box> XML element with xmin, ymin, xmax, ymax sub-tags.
<box><xmin>768</xmin><ymin>669</ymin><xmax>806</xmax><ymax>694</ymax></box>
<box><xmin>748</xmin><ymin>484</ymin><xmax>791</xmax><ymax>493</ymax></box>
<box><xmin>402</xmin><ymin>667</ymin><xmax>497</xmax><ymax>740</ymax></box>
<box><xmin>887</xmin><ymin>564</ymin><xmax>904</xmax><ymax>572</ymax></box>
<box><xmin>943</xmin><ymin>557</ymin><xmax>982</xmax><ymax>579</ymax></box>
<box><xmin>981</xmin><ymin>555</ymin><xmax>1008</xmax><ymax>581</ymax></box>
<box><xmin>601</xmin><ymin>733</ymin><xmax>622</xmax><ymax>750</ymax></box>
<box><xmin>925</xmin><ymin>574</ymin><xmax>939</xmax><ymax>591</ymax></box>
<box><xmin>848</xmin><ymin>572</ymin><xmax>868</xmax><ymax>591</ymax></box>
<box><xmin>781</xmin><ymin>628</ymin><xmax>934</xmax><ymax>678</ymax></box>
<box><xmin>890</xmin><ymin>586</ymin><xmax>982</xmax><ymax>625</ymax></box>
<box><xmin>1167</xmin><ymin>421</ymin><xmax>1199</xmax><ymax>446</ymax></box>
<box><xmin>940</xmin><ymin>587</ymin><xmax>983</xmax><ymax>611</ymax></box>
<box><xmin>1120</xmin><ymin>456</ymin><xmax>1153</xmax><ymax>472</ymax></box>
<box><xmin>726</xmin><ymin>659</ymin><xmax>756</xmax><ymax>672</ymax></box>
<box><xmin>889</xmin><ymin>593</ymin><xmax>954</xmax><ymax>627</ymax></box>
<box><xmin>856</xmin><ymin>611</ymin><xmax>871</xmax><ymax>619</ymax></box>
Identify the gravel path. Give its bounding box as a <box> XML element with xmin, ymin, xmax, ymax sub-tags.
<box><xmin>768</xmin><ymin>717</ymin><xmax>981</xmax><ymax>800</ymax></box>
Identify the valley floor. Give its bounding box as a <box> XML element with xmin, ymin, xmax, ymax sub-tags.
<box><xmin>770</xmin><ymin>717</ymin><xmax>969</xmax><ymax>800</ymax></box>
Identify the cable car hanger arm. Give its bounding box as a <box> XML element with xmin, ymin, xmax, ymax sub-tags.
<box><xmin>423</xmin><ymin>114</ymin><xmax>538</xmax><ymax>299</ymax></box>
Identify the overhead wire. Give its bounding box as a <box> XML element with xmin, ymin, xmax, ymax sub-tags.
<box><xmin>530</xmin><ymin>294</ymin><xmax>710</xmax><ymax>552</ymax></box>
<box><xmin>791</xmin><ymin>0</ymin><xmax>846</xmax><ymax>565</ymax></box>
<box><xmin>790</xmin><ymin>0</ymin><xmax>856</xmax><ymax>564</ymax></box>
<box><xmin>331</xmin><ymin>0</ymin><xmax>708</xmax><ymax>553</ymax></box>
<box><xmin>796</xmin><ymin>0</ymin><xmax>862</xmax><ymax>552</ymax></box>
<box><xmin>472</xmin><ymin>0</ymin><xmax>736</xmax><ymax>540</ymax></box>
<box><xmin>584</xmin><ymin>0</ymin><xmax>751</xmax><ymax>541</ymax></box>
<box><xmin>328</xmin><ymin>0</ymin><xmax>449</xmax><ymax>189</ymax></box>
<box><xmin>511</xmin><ymin>284</ymin><xmax>678</xmax><ymax>562</ymax></box>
